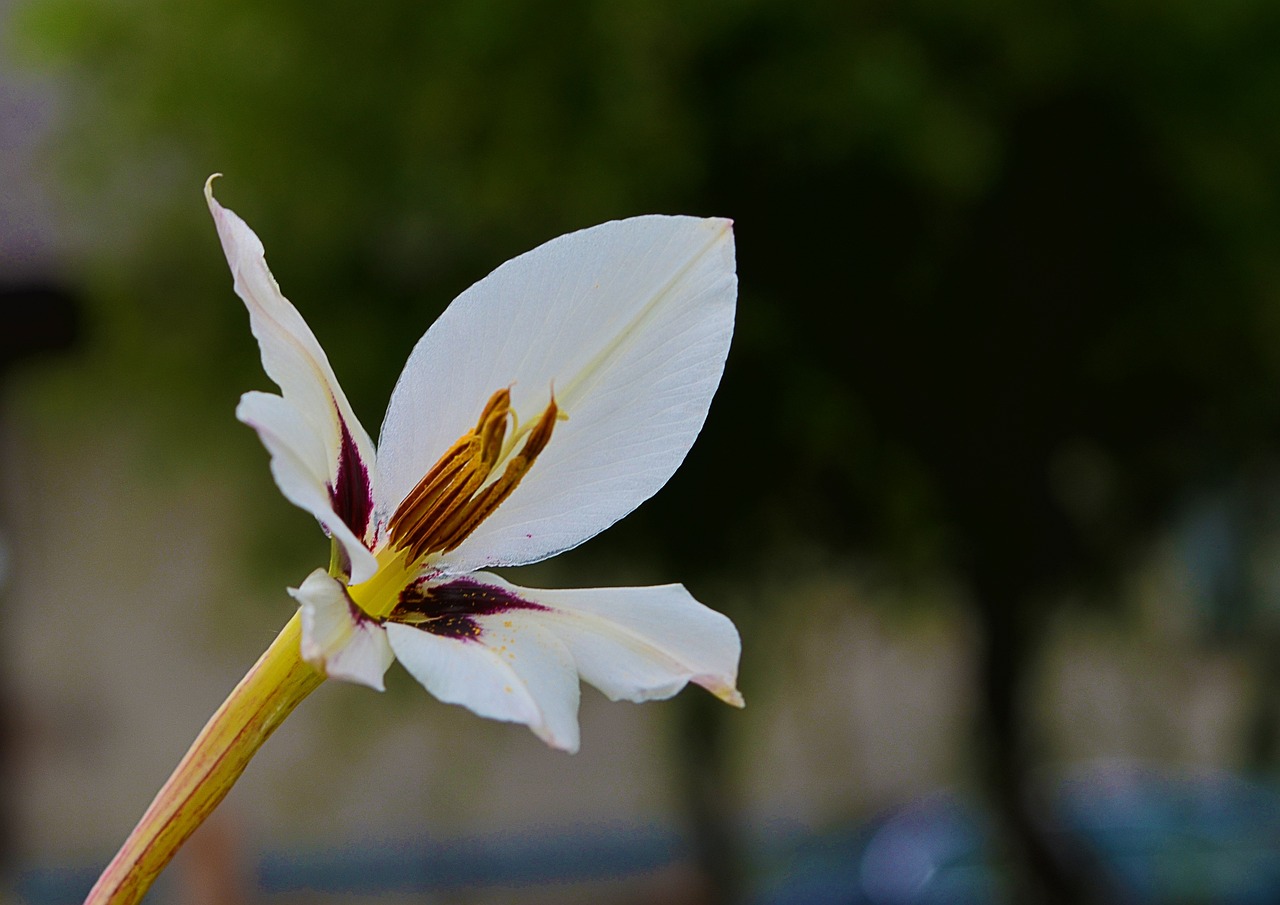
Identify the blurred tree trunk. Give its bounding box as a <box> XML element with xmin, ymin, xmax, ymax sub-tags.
<box><xmin>675</xmin><ymin>693</ymin><xmax>743</xmax><ymax>905</ymax></box>
<box><xmin>1244</xmin><ymin>628</ymin><xmax>1280</xmax><ymax>772</ymax></box>
<box><xmin>972</xmin><ymin>578</ymin><xmax>1114</xmax><ymax>905</ymax></box>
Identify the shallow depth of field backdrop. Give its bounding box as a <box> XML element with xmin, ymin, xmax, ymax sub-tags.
<box><xmin>5</xmin><ymin>1</ymin><xmax>1280</xmax><ymax>904</ymax></box>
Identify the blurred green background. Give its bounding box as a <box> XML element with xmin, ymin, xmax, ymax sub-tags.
<box><xmin>6</xmin><ymin>0</ymin><xmax>1280</xmax><ymax>903</ymax></box>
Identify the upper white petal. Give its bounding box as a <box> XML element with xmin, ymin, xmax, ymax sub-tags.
<box><xmin>290</xmin><ymin>569</ymin><xmax>394</xmax><ymax>691</ymax></box>
<box><xmin>386</xmin><ymin>617</ymin><xmax>581</xmax><ymax>752</ymax></box>
<box><xmin>377</xmin><ymin>215</ymin><xmax>736</xmax><ymax>573</ymax></box>
<box><xmin>207</xmin><ymin>178</ymin><xmax>382</xmax><ymax>580</ymax></box>
<box><xmin>467</xmin><ymin>572</ymin><xmax>743</xmax><ymax>706</ymax></box>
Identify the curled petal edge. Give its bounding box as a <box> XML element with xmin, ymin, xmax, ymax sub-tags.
<box><xmin>290</xmin><ymin>569</ymin><xmax>394</xmax><ymax>691</ymax></box>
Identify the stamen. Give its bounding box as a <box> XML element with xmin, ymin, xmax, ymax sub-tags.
<box><xmin>389</xmin><ymin>437</ymin><xmax>486</xmax><ymax>549</ymax></box>
<box><xmin>476</xmin><ymin>390</ymin><xmax>511</xmax><ymax>465</ymax></box>
<box><xmin>386</xmin><ymin>389</ymin><xmax>559</xmax><ymax>564</ymax></box>
<box><xmin>429</xmin><ymin>400</ymin><xmax>557</xmax><ymax>553</ymax></box>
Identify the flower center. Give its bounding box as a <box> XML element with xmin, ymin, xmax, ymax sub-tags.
<box><xmin>345</xmin><ymin>388</ymin><xmax>559</xmax><ymax>622</ymax></box>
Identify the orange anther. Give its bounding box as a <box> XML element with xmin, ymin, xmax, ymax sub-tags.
<box><xmin>386</xmin><ymin>389</ymin><xmax>558</xmax><ymax>563</ymax></box>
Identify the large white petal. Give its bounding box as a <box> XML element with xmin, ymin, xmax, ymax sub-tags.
<box><xmin>207</xmin><ymin>177</ymin><xmax>381</xmax><ymax>580</ymax></box>
<box><xmin>386</xmin><ymin>616</ymin><xmax>581</xmax><ymax>752</ymax></box>
<box><xmin>466</xmin><ymin>572</ymin><xmax>743</xmax><ymax>706</ymax></box>
<box><xmin>377</xmin><ymin>215</ymin><xmax>736</xmax><ymax>573</ymax></box>
<box><xmin>290</xmin><ymin>569</ymin><xmax>394</xmax><ymax>691</ymax></box>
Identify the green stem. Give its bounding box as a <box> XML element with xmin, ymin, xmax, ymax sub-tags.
<box><xmin>84</xmin><ymin>611</ymin><xmax>324</xmax><ymax>905</ymax></box>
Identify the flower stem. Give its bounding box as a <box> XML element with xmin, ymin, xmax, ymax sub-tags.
<box><xmin>84</xmin><ymin>611</ymin><xmax>324</xmax><ymax>905</ymax></box>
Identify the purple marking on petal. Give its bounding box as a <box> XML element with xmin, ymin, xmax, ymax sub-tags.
<box><xmin>328</xmin><ymin>411</ymin><xmax>374</xmax><ymax>541</ymax></box>
<box><xmin>391</xmin><ymin>577</ymin><xmax>548</xmax><ymax>642</ymax></box>
<box><xmin>346</xmin><ymin>593</ymin><xmax>378</xmax><ymax>627</ymax></box>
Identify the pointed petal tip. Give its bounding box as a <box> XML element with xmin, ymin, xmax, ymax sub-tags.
<box><xmin>717</xmin><ymin>686</ymin><xmax>746</xmax><ymax>709</ymax></box>
<box><xmin>538</xmin><ymin>727</ymin><xmax>581</xmax><ymax>754</ymax></box>
<box><xmin>204</xmin><ymin>174</ymin><xmax>224</xmax><ymax>213</ymax></box>
<box><xmin>700</xmin><ymin>216</ymin><xmax>733</xmax><ymax>243</ymax></box>
<box><xmin>545</xmin><ymin>732</ymin><xmax>581</xmax><ymax>752</ymax></box>
<box><xmin>345</xmin><ymin>551</ymin><xmax>380</xmax><ymax>586</ymax></box>
<box><xmin>325</xmin><ymin>662</ymin><xmax>388</xmax><ymax>692</ymax></box>
<box><xmin>698</xmin><ymin>673</ymin><xmax>744</xmax><ymax>708</ymax></box>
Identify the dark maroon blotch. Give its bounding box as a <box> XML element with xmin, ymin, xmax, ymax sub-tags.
<box><xmin>329</xmin><ymin>413</ymin><xmax>374</xmax><ymax>541</ymax></box>
<box><xmin>393</xmin><ymin>577</ymin><xmax>548</xmax><ymax>642</ymax></box>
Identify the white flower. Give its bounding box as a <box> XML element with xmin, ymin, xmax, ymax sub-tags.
<box><xmin>207</xmin><ymin>177</ymin><xmax>743</xmax><ymax>752</ymax></box>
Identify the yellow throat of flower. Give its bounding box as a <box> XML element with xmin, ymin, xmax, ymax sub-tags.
<box><xmin>350</xmin><ymin>388</ymin><xmax>561</xmax><ymax>620</ymax></box>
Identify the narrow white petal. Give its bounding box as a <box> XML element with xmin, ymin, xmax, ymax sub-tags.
<box><xmin>237</xmin><ymin>392</ymin><xmax>380</xmax><ymax>584</ymax></box>
<box><xmin>207</xmin><ymin>177</ymin><xmax>382</xmax><ymax>572</ymax></box>
<box><xmin>377</xmin><ymin>215</ymin><xmax>736</xmax><ymax>573</ymax></box>
<box><xmin>386</xmin><ymin>617</ymin><xmax>581</xmax><ymax>752</ymax></box>
<box><xmin>468</xmin><ymin>572</ymin><xmax>743</xmax><ymax>706</ymax></box>
<box><xmin>290</xmin><ymin>569</ymin><xmax>393</xmax><ymax>691</ymax></box>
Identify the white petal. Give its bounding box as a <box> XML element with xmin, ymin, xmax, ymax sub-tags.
<box><xmin>237</xmin><ymin>392</ymin><xmax>380</xmax><ymax>584</ymax></box>
<box><xmin>377</xmin><ymin>215</ymin><xmax>736</xmax><ymax>573</ymax></box>
<box><xmin>386</xmin><ymin>616</ymin><xmax>581</xmax><ymax>752</ymax></box>
<box><xmin>207</xmin><ymin>177</ymin><xmax>381</xmax><ymax>579</ymax></box>
<box><xmin>469</xmin><ymin>572</ymin><xmax>743</xmax><ymax>706</ymax></box>
<box><xmin>289</xmin><ymin>569</ymin><xmax>393</xmax><ymax>691</ymax></box>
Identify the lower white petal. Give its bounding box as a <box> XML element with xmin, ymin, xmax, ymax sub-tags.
<box><xmin>470</xmin><ymin>572</ymin><xmax>744</xmax><ymax>707</ymax></box>
<box><xmin>290</xmin><ymin>569</ymin><xmax>393</xmax><ymax>691</ymax></box>
<box><xmin>385</xmin><ymin>617</ymin><xmax>581</xmax><ymax>752</ymax></box>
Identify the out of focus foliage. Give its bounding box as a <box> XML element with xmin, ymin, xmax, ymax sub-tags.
<box><xmin>11</xmin><ymin>0</ymin><xmax>1280</xmax><ymax>586</ymax></box>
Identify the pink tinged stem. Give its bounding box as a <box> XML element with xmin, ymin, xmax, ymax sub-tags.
<box><xmin>84</xmin><ymin>612</ymin><xmax>324</xmax><ymax>905</ymax></box>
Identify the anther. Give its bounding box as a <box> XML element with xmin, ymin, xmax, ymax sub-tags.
<box><xmin>386</xmin><ymin>389</ymin><xmax>559</xmax><ymax>563</ymax></box>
